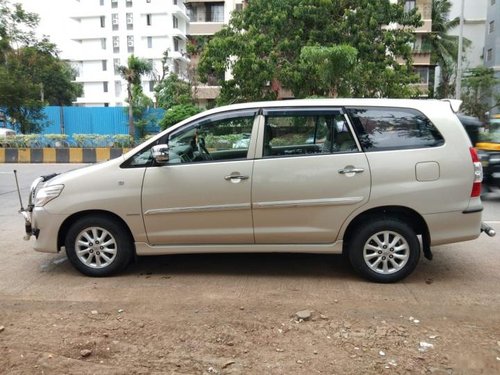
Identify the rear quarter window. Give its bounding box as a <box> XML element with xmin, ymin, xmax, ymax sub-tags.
<box><xmin>346</xmin><ymin>107</ymin><xmax>444</xmax><ymax>151</ymax></box>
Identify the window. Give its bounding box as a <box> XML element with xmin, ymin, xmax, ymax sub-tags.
<box><xmin>492</xmin><ymin>0</ymin><xmax>496</xmax><ymax>6</ymax></box>
<box><xmin>115</xmin><ymin>80</ymin><xmax>122</xmax><ymax>96</ymax></box>
<box><xmin>128</xmin><ymin>111</ymin><xmax>257</xmax><ymax>167</ymax></box>
<box><xmin>262</xmin><ymin>110</ymin><xmax>357</xmax><ymax>158</ymax></box>
<box><xmin>149</xmin><ymin>80</ymin><xmax>155</xmax><ymax>92</ymax></box>
<box><xmin>169</xmin><ymin>112</ymin><xmax>256</xmax><ymax>163</ymax></box>
<box><xmin>147</xmin><ymin>36</ymin><xmax>153</xmax><ymax>48</ymax></box>
<box><xmin>126</xmin><ymin>13</ymin><xmax>133</xmax><ymax>29</ymax></box>
<box><xmin>100</xmin><ymin>0</ymin><xmax>104</xmax><ymax>6</ymax></box>
<box><xmin>126</xmin><ymin>0</ymin><xmax>133</xmax><ymax>7</ymax></box>
<box><xmin>173</xmin><ymin>15</ymin><xmax>178</xmax><ymax>29</ymax></box>
<box><xmin>414</xmin><ymin>66</ymin><xmax>429</xmax><ymax>84</ymax></box>
<box><xmin>487</xmin><ymin>48</ymin><xmax>493</xmax><ymax>61</ymax></box>
<box><xmin>346</xmin><ymin>107</ymin><xmax>444</xmax><ymax>151</ymax></box>
<box><xmin>235</xmin><ymin>3</ymin><xmax>243</xmax><ymax>12</ymax></box>
<box><xmin>113</xmin><ymin>58</ymin><xmax>120</xmax><ymax>74</ymax></box>
<box><xmin>206</xmin><ymin>3</ymin><xmax>224</xmax><ymax>22</ymax></box>
<box><xmin>111</xmin><ymin>0</ymin><xmax>117</xmax><ymax>8</ymax></box>
<box><xmin>113</xmin><ymin>36</ymin><xmax>120</xmax><ymax>52</ymax></box>
<box><xmin>173</xmin><ymin>37</ymin><xmax>179</xmax><ymax>51</ymax></box>
<box><xmin>490</xmin><ymin>21</ymin><xmax>495</xmax><ymax>34</ymax></box>
<box><xmin>103</xmin><ymin>82</ymin><xmax>108</xmax><ymax>93</ymax></box>
<box><xmin>127</xmin><ymin>35</ymin><xmax>134</xmax><ymax>53</ymax></box>
<box><xmin>112</xmin><ymin>13</ymin><xmax>119</xmax><ymax>30</ymax></box>
<box><xmin>101</xmin><ymin>38</ymin><xmax>107</xmax><ymax>49</ymax></box>
<box><xmin>102</xmin><ymin>60</ymin><xmax>107</xmax><ymax>71</ymax></box>
<box><xmin>404</xmin><ymin>0</ymin><xmax>416</xmax><ymax>13</ymax></box>
<box><xmin>100</xmin><ymin>16</ymin><xmax>106</xmax><ymax>28</ymax></box>
<box><xmin>173</xmin><ymin>0</ymin><xmax>177</xmax><ymax>5</ymax></box>
<box><xmin>146</xmin><ymin>14</ymin><xmax>152</xmax><ymax>26</ymax></box>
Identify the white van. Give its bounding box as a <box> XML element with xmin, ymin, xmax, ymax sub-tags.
<box><xmin>20</xmin><ymin>99</ymin><xmax>495</xmax><ymax>282</ymax></box>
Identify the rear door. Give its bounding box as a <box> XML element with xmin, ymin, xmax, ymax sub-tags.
<box><xmin>251</xmin><ymin>108</ymin><xmax>371</xmax><ymax>244</ymax></box>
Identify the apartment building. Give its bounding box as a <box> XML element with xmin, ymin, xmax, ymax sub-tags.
<box><xmin>185</xmin><ymin>1</ymin><xmax>244</xmax><ymax>105</ymax></box>
<box><xmin>404</xmin><ymin>0</ymin><xmax>434</xmax><ymax>95</ymax></box>
<box><xmin>69</xmin><ymin>0</ymin><xmax>189</xmax><ymax>107</ymax></box>
<box><xmin>484</xmin><ymin>0</ymin><xmax>500</xmax><ymax>113</ymax></box>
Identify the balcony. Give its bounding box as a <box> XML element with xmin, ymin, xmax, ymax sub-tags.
<box><xmin>188</xmin><ymin>22</ymin><xmax>224</xmax><ymax>35</ymax></box>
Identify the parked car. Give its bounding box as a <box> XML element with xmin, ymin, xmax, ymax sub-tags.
<box><xmin>19</xmin><ymin>99</ymin><xmax>495</xmax><ymax>282</ymax></box>
<box><xmin>0</xmin><ymin>128</ymin><xmax>16</xmax><ymax>147</ymax></box>
<box><xmin>475</xmin><ymin>118</ymin><xmax>500</xmax><ymax>194</ymax></box>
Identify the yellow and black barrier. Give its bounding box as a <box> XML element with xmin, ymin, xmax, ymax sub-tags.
<box><xmin>0</xmin><ymin>148</ymin><xmax>131</xmax><ymax>163</ymax></box>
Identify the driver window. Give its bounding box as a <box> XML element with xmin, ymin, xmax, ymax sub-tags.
<box><xmin>168</xmin><ymin>113</ymin><xmax>255</xmax><ymax>164</ymax></box>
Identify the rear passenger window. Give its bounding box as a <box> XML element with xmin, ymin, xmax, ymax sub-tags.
<box><xmin>262</xmin><ymin>110</ymin><xmax>357</xmax><ymax>158</ymax></box>
<box><xmin>346</xmin><ymin>107</ymin><xmax>444</xmax><ymax>151</ymax></box>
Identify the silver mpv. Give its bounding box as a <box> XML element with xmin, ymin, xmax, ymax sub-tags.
<box><xmin>20</xmin><ymin>99</ymin><xmax>495</xmax><ymax>282</ymax></box>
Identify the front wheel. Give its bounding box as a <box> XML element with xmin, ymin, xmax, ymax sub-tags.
<box><xmin>348</xmin><ymin>218</ymin><xmax>420</xmax><ymax>283</ymax></box>
<box><xmin>65</xmin><ymin>215</ymin><xmax>133</xmax><ymax>277</ymax></box>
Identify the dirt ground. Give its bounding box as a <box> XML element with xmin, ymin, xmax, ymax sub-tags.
<box><xmin>1</xmin><ymin>165</ymin><xmax>500</xmax><ymax>374</ymax></box>
<box><xmin>1</xmin><ymin>249</ymin><xmax>500</xmax><ymax>375</ymax></box>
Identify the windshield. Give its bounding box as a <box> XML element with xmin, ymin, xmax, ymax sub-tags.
<box><xmin>479</xmin><ymin>122</ymin><xmax>500</xmax><ymax>143</ymax></box>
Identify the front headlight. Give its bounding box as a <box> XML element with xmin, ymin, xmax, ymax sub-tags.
<box><xmin>35</xmin><ymin>184</ymin><xmax>64</xmax><ymax>207</ymax></box>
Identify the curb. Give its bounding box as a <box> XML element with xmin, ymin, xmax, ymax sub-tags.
<box><xmin>0</xmin><ymin>148</ymin><xmax>130</xmax><ymax>163</ymax></box>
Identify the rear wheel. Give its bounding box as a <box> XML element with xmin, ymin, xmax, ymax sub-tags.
<box><xmin>65</xmin><ymin>215</ymin><xmax>133</xmax><ymax>277</ymax></box>
<box><xmin>348</xmin><ymin>218</ymin><xmax>420</xmax><ymax>283</ymax></box>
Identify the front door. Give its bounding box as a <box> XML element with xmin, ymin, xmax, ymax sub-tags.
<box><xmin>141</xmin><ymin>110</ymin><xmax>258</xmax><ymax>245</ymax></box>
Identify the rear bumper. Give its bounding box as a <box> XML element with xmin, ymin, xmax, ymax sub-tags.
<box><xmin>424</xmin><ymin>210</ymin><xmax>482</xmax><ymax>246</ymax></box>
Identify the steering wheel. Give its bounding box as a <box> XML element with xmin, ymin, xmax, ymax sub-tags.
<box><xmin>197</xmin><ymin>137</ymin><xmax>212</xmax><ymax>160</ymax></box>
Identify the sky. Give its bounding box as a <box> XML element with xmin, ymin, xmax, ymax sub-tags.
<box><xmin>15</xmin><ymin>0</ymin><xmax>73</xmax><ymax>56</ymax></box>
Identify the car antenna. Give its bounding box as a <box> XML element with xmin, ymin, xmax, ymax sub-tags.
<box><xmin>13</xmin><ymin>170</ymin><xmax>25</xmax><ymax>212</ymax></box>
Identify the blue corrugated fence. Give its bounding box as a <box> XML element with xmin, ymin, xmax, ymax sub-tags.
<box><xmin>42</xmin><ymin>106</ymin><xmax>163</xmax><ymax>136</ymax></box>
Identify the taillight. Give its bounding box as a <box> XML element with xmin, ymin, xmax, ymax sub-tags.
<box><xmin>469</xmin><ymin>147</ymin><xmax>483</xmax><ymax>197</ymax></box>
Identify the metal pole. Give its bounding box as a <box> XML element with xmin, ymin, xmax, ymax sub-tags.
<box><xmin>455</xmin><ymin>0</ymin><xmax>465</xmax><ymax>99</ymax></box>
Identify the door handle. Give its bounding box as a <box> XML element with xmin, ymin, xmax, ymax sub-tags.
<box><xmin>224</xmin><ymin>174</ymin><xmax>249</xmax><ymax>181</ymax></box>
<box><xmin>338</xmin><ymin>167</ymin><xmax>364</xmax><ymax>175</ymax></box>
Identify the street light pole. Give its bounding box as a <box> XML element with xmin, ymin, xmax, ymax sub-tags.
<box><xmin>455</xmin><ymin>0</ymin><xmax>465</xmax><ymax>100</ymax></box>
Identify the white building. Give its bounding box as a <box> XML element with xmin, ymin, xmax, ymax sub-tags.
<box><xmin>448</xmin><ymin>0</ymin><xmax>488</xmax><ymax>70</ymax></box>
<box><xmin>68</xmin><ymin>0</ymin><xmax>189</xmax><ymax>107</ymax></box>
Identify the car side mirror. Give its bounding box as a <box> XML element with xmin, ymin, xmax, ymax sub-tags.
<box><xmin>151</xmin><ymin>144</ymin><xmax>170</xmax><ymax>164</ymax></box>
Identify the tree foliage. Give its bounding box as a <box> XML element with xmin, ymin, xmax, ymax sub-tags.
<box><xmin>155</xmin><ymin>73</ymin><xmax>193</xmax><ymax>109</ymax></box>
<box><xmin>198</xmin><ymin>0</ymin><xmax>422</xmax><ymax>104</ymax></box>
<box><xmin>118</xmin><ymin>55</ymin><xmax>153</xmax><ymax>139</ymax></box>
<box><xmin>0</xmin><ymin>0</ymin><xmax>82</xmax><ymax>133</ymax></box>
<box><xmin>461</xmin><ymin>67</ymin><xmax>500</xmax><ymax>122</ymax></box>
<box><xmin>159</xmin><ymin>104</ymin><xmax>201</xmax><ymax>130</ymax></box>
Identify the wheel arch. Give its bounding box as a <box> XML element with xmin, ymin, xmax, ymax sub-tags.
<box><xmin>57</xmin><ymin>210</ymin><xmax>135</xmax><ymax>252</ymax></box>
<box><xmin>342</xmin><ymin>206</ymin><xmax>430</xmax><ymax>254</ymax></box>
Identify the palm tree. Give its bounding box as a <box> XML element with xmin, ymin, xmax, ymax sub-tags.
<box><xmin>427</xmin><ymin>0</ymin><xmax>469</xmax><ymax>98</ymax></box>
<box><xmin>118</xmin><ymin>55</ymin><xmax>153</xmax><ymax>139</ymax></box>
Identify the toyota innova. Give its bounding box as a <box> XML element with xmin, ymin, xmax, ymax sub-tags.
<box><xmin>20</xmin><ymin>99</ymin><xmax>496</xmax><ymax>282</ymax></box>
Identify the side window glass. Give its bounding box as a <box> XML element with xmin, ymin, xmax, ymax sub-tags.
<box><xmin>168</xmin><ymin>113</ymin><xmax>255</xmax><ymax>164</ymax></box>
<box><xmin>263</xmin><ymin>112</ymin><xmax>357</xmax><ymax>158</ymax></box>
<box><xmin>346</xmin><ymin>107</ymin><xmax>444</xmax><ymax>151</ymax></box>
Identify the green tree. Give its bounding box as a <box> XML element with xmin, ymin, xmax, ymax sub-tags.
<box><xmin>1</xmin><ymin>1</ymin><xmax>82</xmax><ymax>133</ymax></box>
<box><xmin>461</xmin><ymin>66</ymin><xmax>500</xmax><ymax>122</ymax></box>
<box><xmin>198</xmin><ymin>0</ymin><xmax>422</xmax><ymax>104</ymax></box>
<box><xmin>0</xmin><ymin>0</ymin><xmax>39</xmax><ymax>63</ymax></box>
<box><xmin>155</xmin><ymin>73</ymin><xmax>193</xmax><ymax>109</ymax></box>
<box><xmin>159</xmin><ymin>104</ymin><xmax>201</xmax><ymax>130</ymax></box>
<box><xmin>130</xmin><ymin>85</ymin><xmax>154</xmax><ymax>139</ymax></box>
<box><xmin>118</xmin><ymin>55</ymin><xmax>153</xmax><ymax>139</ymax></box>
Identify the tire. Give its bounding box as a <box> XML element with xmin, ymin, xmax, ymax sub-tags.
<box><xmin>348</xmin><ymin>218</ymin><xmax>420</xmax><ymax>283</ymax></box>
<box><xmin>65</xmin><ymin>215</ymin><xmax>133</xmax><ymax>277</ymax></box>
